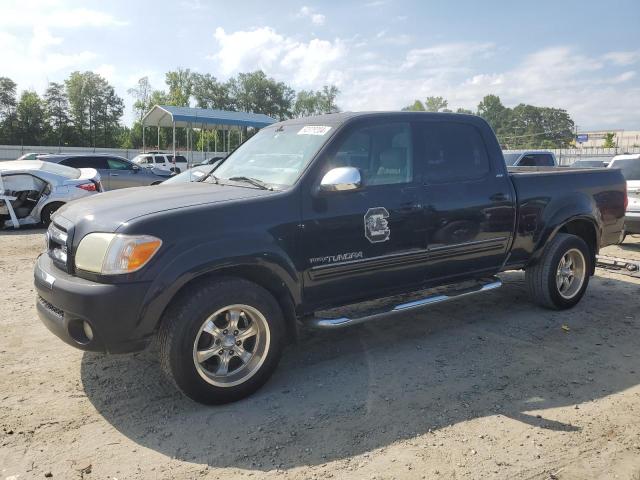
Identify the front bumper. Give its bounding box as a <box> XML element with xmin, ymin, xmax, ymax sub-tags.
<box><xmin>625</xmin><ymin>212</ymin><xmax>640</xmax><ymax>234</ymax></box>
<box><xmin>34</xmin><ymin>254</ymin><xmax>153</xmax><ymax>353</ymax></box>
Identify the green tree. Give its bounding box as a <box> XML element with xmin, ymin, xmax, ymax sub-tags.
<box><xmin>192</xmin><ymin>73</ymin><xmax>232</xmax><ymax>110</ymax></box>
<box><xmin>456</xmin><ymin>108</ymin><xmax>474</xmax><ymax>114</ymax></box>
<box><xmin>65</xmin><ymin>71</ymin><xmax>124</xmax><ymax>147</ymax></box>
<box><xmin>424</xmin><ymin>96</ymin><xmax>448</xmax><ymax>112</ymax></box>
<box><xmin>128</xmin><ymin>76</ymin><xmax>153</xmax><ymax>122</ymax></box>
<box><xmin>16</xmin><ymin>90</ymin><xmax>45</xmax><ymax>145</ymax></box>
<box><xmin>319</xmin><ymin>85</ymin><xmax>340</xmax><ymax>114</ymax></box>
<box><xmin>477</xmin><ymin>94</ymin><xmax>507</xmax><ymax>132</ymax></box>
<box><xmin>0</xmin><ymin>77</ymin><xmax>18</xmax><ymax>143</ymax></box>
<box><xmin>402</xmin><ymin>100</ymin><xmax>425</xmax><ymax>111</ymax></box>
<box><xmin>293</xmin><ymin>85</ymin><xmax>341</xmax><ymax>117</ymax></box>
<box><xmin>603</xmin><ymin>132</ymin><xmax>616</xmax><ymax>148</ymax></box>
<box><xmin>43</xmin><ymin>82</ymin><xmax>69</xmax><ymax>146</ymax></box>
<box><xmin>165</xmin><ymin>68</ymin><xmax>193</xmax><ymax>106</ymax></box>
<box><xmin>227</xmin><ymin>71</ymin><xmax>294</xmax><ymax>120</ymax></box>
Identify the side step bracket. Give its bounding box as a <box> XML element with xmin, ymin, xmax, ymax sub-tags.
<box><xmin>308</xmin><ymin>276</ymin><xmax>502</xmax><ymax>329</ymax></box>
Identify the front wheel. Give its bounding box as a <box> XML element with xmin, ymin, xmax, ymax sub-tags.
<box><xmin>158</xmin><ymin>277</ymin><xmax>285</xmax><ymax>404</ymax></box>
<box><xmin>525</xmin><ymin>233</ymin><xmax>591</xmax><ymax>310</ymax></box>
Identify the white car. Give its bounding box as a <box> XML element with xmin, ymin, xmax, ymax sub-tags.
<box><xmin>0</xmin><ymin>160</ymin><xmax>102</xmax><ymax>228</ymax></box>
<box><xmin>608</xmin><ymin>153</ymin><xmax>640</xmax><ymax>238</ymax></box>
<box><xmin>131</xmin><ymin>152</ymin><xmax>189</xmax><ymax>173</ymax></box>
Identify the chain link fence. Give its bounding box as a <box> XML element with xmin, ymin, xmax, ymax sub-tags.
<box><xmin>0</xmin><ymin>144</ymin><xmax>226</xmax><ymax>164</ymax></box>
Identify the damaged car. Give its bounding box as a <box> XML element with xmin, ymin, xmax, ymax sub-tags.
<box><xmin>0</xmin><ymin>160</ymin><xmax>102</xmax><ymax>229</ymax></box>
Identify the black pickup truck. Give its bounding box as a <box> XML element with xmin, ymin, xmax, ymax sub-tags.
<box><xmin>34</xmin><ymin>112</ymin><xmax>627</xmax><ymax>404</ymax></box>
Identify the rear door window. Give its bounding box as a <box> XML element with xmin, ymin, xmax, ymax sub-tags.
<box><xmin>154</xmin><ymin>156</ymin><xmax>166</xmax><ymax>164</ymax></box>
<box><xmin>416</xmin><ymin>122</ymin><xmax>490</xmax><ymax>183</ymax></box>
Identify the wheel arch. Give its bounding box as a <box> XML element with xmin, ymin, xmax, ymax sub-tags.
<box><xmin>530</xmin><ymin>216</ymin><xmax>599</xmax><ymax>275</ymax></box>
<box><xmin>152</xmin><ymin>262</ymin><xmax>300</xmax><ymax>344</ymax></box>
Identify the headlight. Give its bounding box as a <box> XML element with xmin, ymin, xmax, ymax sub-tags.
<box><xmin>75</xmin><ymin>233</ymin><xmax>162</xmax><ymax>274</ymax></box>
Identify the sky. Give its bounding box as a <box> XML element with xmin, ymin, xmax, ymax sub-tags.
<box><xmin>1</xmin><ymin>0</ymin><xmax>639</xmax><ymax>130</ymax></box>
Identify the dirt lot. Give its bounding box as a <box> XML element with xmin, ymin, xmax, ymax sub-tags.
<box><xmin>1</xmin><ymin>230</ymin><xmax>640</xmax><ymax>480</ymax></box>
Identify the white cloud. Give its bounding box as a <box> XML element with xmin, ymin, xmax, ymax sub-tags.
<box><xmin>209</xmin><ymin>26</ymin><xmax>639</xmax><ymax>128</ymax></box>
<box><xmin>603</xmin><ymin>50</ymin><xmax>640</xmax><ymax>66</ymax></box>
<box><xmin>211</xmin><ymin>27</ymin><xmax>345</xmax><ymax>87</ymax></box>
<box><xmin>298</xmin><ymin>6</ymin><xmax>326</xmax><ymax>26</ymax></box>
<box><xmin>402</xmin><ymin>43</ymin><xmax>495</xmax><ymax>70</ymax></box>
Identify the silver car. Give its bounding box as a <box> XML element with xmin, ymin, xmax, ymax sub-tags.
<box><xmin>0</xmin><ymin>160</ymin><xmax>102</xmax><ymax>228</ymax></box>
<box><xmin>39</xmin><ymin>154</ymin><xmax>172</xmax><ymax>190</ymax></box>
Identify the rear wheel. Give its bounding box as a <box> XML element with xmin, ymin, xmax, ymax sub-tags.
<box><xmin>525</xmin><ymin>233</ymin><xmax>591</xmax><ymax>309</ymax></box>
<box><xmin>158</xmin><ymin>277</ymin><xmax>285</xmax><ymax>404</ymax></box>
<box><xmin>40</xmin><ymin>202</ymin><xmax>64</xmax><ymax>226</ymax></box>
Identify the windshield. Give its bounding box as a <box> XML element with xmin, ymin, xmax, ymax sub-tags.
<box><xmin>162</xmin><ymin>165</ymin><xmax>215</xmax><ymax>184</ymax></box>
<box><xmin>210</xmin><ymin>124</ymin><xmax>331</xmax><ymax>189</ymax></box>
<box><xmin>611</xmin><ymin>159</ymin><xmax>640</xmax><ymax>181</ymax></box>
<box><xmin>503</xmin><ymin>153</ymin><xmax>521</xmax><ymax>165</ymax></box>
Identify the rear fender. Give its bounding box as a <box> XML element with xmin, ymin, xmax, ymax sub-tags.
<box><xmin>527</xmin><ymin>194</ymin><xmax>600</xmax><ymax>271</ymax></box>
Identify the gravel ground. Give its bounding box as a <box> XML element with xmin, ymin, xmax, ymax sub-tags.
<box><xmin>1</xmin><ymin>229</ymin><xmax>640</xmax><ymax>480</ymax></box>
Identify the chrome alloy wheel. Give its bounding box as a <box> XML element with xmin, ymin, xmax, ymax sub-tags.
<box><xmin>556</xmin><ymin>248</ymin><xmax>586</xmax><ymax>300</ymax></box>
<box><xmin>192</xmin><ymin>304</ymin><xmax>270</xmax><ymax>387</ymax></box>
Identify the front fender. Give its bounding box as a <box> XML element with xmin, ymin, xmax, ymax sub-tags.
<box><xmin>133</xmin><ymin>234</ymin><xmax>301</xmax><ymax>337</ymax></box>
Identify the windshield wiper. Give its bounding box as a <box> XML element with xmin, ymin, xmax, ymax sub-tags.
<box><xmin>228</xmin><ymin>176</ymin><xmax>272</xmax><ymax>190</ymax></box>
<box><xmin>199</xmin><ymin>170</ymin><xmax>219</xmax><ymax>184</ymax></box>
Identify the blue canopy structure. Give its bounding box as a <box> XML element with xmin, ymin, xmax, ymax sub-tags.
<box><xmin>142</xmin><ymin>105</ymin><xmax>277</xmax><ymax>129</ymax></box>
<box><xmin>140</xmin><ymin>105</ymin><xmax>277</xmax><ymax>161</ymax></box>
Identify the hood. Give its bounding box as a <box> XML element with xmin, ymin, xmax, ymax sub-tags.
<box><xmin>55</xmin><ymin>182</ymin><xmax>275</xmax><ymax>232</ymax></box>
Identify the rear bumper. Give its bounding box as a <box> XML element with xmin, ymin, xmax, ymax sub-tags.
<box><xmin>625</xmin><ymin>212</ymin><xmax>640</xmax><ymax>234</ymax></box>
<box><xmin>34</xmin><ymin>254</ymin><xmax>153</xmax><ymax>353</ymax></box>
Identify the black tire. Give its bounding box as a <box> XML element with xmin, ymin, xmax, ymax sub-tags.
<box><xmin>158</xmin><ymin>277</ymin><xmax>285</xmax><ymax>404</ymax></box>
<box><xmin>525</xmin><ymin>233</ymin><xmax>591</xmax><ymax>310</ymax></box>
<box><xmin>170</xmin><ymin>167</ymin><xmax>181</xmax><ymax>174</ymax></box>
<box><xmin>40</xmin><ymin>202</ymin><xmax>64</xmax><ymax>226</ymax></box>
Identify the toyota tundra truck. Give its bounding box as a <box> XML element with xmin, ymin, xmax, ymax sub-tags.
<box><xmin>34</xmin><ymin>112</ymin><xmax>627</xmax><ymax>404</ymax></box>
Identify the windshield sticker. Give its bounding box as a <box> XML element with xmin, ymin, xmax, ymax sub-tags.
<box><xmin>298</xmin><ymin>125</ymin><xmax>332</xmax><ymax>136</ymax></box>
<box><xmin>364</xmin><ymin>207</ymin><xmax>390</xmax><ymax>243</ymax></box>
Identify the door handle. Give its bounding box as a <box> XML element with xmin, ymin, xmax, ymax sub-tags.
<box><xmin>111</xmin><ymin>173</ymin><xmax>119</xmax><ymax>176</ymax></box>
<box><xmin>490</xmin><ymin>193</ymin><xmax>507</xmax><ymax>202</ymax></box>
<box><xmin>398</xmin><ymin>202</ymin><xmax>421</xmax><ymax>212</ymax></box>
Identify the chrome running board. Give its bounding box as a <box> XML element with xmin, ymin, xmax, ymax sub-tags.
<box><xmin>308</xmin><ymin>277</ymin><xmax>502</xmax><ymax>329</ymax></box>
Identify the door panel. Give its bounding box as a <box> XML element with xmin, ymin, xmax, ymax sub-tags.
<box><xmin>301</xmin><ymin>120</ymin><xmax>427</xmax><ymax>308</ymax></box>
<box><xmin>416</xmin><ymin>121</ymin><xmax>516</xmax><ymax>281</ymax></box>
<box><xmin>107</xmin><ymin>158</ymin><xmax>138</xmax><ymax>189</ymax></box>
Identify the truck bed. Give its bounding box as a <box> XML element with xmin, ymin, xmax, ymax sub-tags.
<box><xmin>505</xmin><ymin>166</ymin><xmax>627</xmax><ymax>268</ymax></box>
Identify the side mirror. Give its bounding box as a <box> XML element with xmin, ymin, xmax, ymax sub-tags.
<box><xmin>132</xmin><ymin>165</ymin><xmax>140</xmax><ymax>172</ymax></box>
<box><xmin>319</xmin><ymin>167</ymin><xmax>362</xmax><ymax>192</ymax></box>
